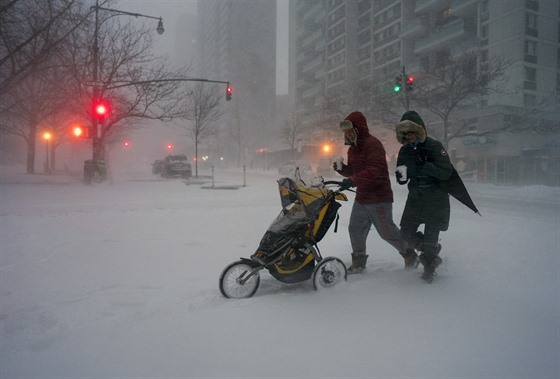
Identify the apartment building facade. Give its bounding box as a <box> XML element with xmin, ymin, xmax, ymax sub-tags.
<box><xmin>290</xmin><ymin>0</ymin><xmax>559</xmax><ymax>184</ymax></box>
<box><xmin>196</xmin><ymin>0</ymin><xmax>277</xmax><ymax>165</ymax></box>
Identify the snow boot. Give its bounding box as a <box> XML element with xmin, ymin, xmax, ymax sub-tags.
<box><xmin>348</xmin><ymin>252</ymin><xmax>369</xmax><ymax>274</ymax></box>
<box><xmin>401</xmin><ymin>248</ymin><xmax>418</xmax><ymax>269</ymax></box>
<box><xmin>420</xmin><ymin>257</ymin><xmax>442</xmax><ymax>283</ymax></box>
<box><xmin>418</xmin><ymin>242</ymin><xmax>442</xmax><ymax>282</ymax></box>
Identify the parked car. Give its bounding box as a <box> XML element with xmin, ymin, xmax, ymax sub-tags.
<box><xmin>278</xmin><ymin>160</ymin><xmax>314</xmax><ymax>179</ymax></box>
<box><xmin>152</xmin><ymin>155</ymin><xmax>192</xmax><ymax>178</ymax></box>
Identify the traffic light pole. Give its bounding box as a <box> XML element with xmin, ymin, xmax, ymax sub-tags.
<box><xmin>401</xmin><ymin>66</ymin><xmax>410</xmax><ymax>111</ymax></box>
<box><xmin>87</xmin><ymin>0</ymin><xmax>164</xmax><ymax>183</ymax></box>
<box><xmin>92</xmin><ymin>2</ymin><xmax>100</xmax><ymax>162</ymax></box>
<box><xmin>107</xmin><ymin>78</ymin><xmax>232</xmax><ymax>101</ymax></box>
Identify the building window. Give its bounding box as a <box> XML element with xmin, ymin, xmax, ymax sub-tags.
<box><xmin>525</xmin><ymin>13</ymin><xmax>538</xmax><ymax>37</ymax></box>
<box><xmin>525</xmin><ymin>0</ymin><xmax>538</xmax><ymax>12</ymax></box>
<box><xmin>481</xmin><ymin>24</ymin><xmax>489</xmax><ymax>40</ymax></box>
<box><xmin>525</xmin><ymin>40</ymin><xmax>537</xmax><ymax>63</ymax></box>
<box><xmin>467</xmin><ymin>118</ymin><xmax>478</xmax><ymax>133</ymax></box>
<box><xmin>524</xmin><ymin>66</ymin><xmax>536</xmax><ymax>82</ymax></box>
<box><xmin>481</xmin><ymin>0</ymin><xmax>489</xmax><ymax>13</ymax></box>
<box><xmin>524</xmin><ymin>67</ymin><xmax>537</xmax><ymax>90</ymax></box>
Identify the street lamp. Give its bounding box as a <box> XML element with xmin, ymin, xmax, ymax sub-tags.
<box><xmin>43</xmin><ymin>131</ymin><xmax>52</xmax><ymax>174</ymax></box>
<box><xmin>88</xmin><ymin>0</ymin><xmax>164</xmax><ymax>180</ymax></box>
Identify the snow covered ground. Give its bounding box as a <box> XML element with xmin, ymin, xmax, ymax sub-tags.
<box><xmin>1</xmin><ymin>164</ymin><xmax>558</xmax><ymax>378</ymax></box>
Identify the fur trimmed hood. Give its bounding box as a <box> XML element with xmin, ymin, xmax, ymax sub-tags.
<box><xmin>395</xmin><ymin>111</ymin><xmax>427</xmax><ymax>144</ymax></box>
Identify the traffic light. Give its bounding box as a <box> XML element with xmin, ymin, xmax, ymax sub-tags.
<box><xmin>92</xmin><ymin>99</ymin><xmax>110</xmax><ymax>123</ymax></box>
<box><xmin>406</xmin><ymin>75</ymin><xmax>414</xmax><ymax>91</ymax></box>
<box><xmin>394</xmin><ymin>76</ymin><xmax>402</xmax><ymax>92</ymax></box>
<box><xmin>226</xmin><ymin>84</ymin><xmax>232</xmax><ymax>101</ymax></box>
<box><xmin>123</xmin><ymin>140</ymin><xmax>130</xmax><ymax>148</ymax></box>
<box><xmin>72</xmin><ymin>125</ymin><xmax>88</xmax><ymax>138</ymax></box>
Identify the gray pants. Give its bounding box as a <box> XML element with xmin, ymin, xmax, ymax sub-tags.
<box><xmin>348</xmin><ymin>202</ymin><xmax>408</xmax><ymax>255</ymax></box>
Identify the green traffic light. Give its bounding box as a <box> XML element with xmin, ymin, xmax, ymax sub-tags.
<box><xmin>394</xmin><ymin>85</ymin><xmax>401</xmax><ymax>92</ymax></box>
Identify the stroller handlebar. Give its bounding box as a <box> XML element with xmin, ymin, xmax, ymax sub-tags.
<box><xmin>322</xmin><ymin>180</ymin><xmax>343</xmax><ymax>186</ymax></box>
<box><xmin>322</xmin><ymin>180</ymin><xmax>355</xmax><ymax>193</ymax></box>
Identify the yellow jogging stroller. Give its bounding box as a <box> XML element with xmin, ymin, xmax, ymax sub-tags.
<box><xmin>219</xmin><ymin>177</ymin><xmax>349</xmax><ymax>298</ymax></box>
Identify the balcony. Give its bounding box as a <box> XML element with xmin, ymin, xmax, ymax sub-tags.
<box><xmin>301</xmin><ymin>28</ymin><xmax>323</xmax><ymax>47</ymax></box>
<box><xmin>400</xmin><ymin>18</ymin><xmax>428</xmax><ymax>39</ymax></box>
<box><xmin>450</xmin><ymin>0</ymin><xmax>478</xmax><ymax>17</ymax></box>
<box><xmin>415</xmin><ymin>0</ymin><xmax>448</xmax><ymax>14</ymax></box>
<box><xmin>414</xmin><ymin>18</ymin><xmax>470</xmax><ymax>54</ymax></box>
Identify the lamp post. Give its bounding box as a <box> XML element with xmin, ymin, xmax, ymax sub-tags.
<box><xmin>43</xmin><ymin>131</ymin><xmax>52</xmax><ymax>174</ymax></box>
<box><xmin>88</xmin><ymin>0</ymin><xmax>164</xmax><ymax>175</ymax></box>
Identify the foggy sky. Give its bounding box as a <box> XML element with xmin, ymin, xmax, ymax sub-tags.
<box><xmin>116</xmin><ymin>0</ymin><xmax>289</xmax><ymax>95</ymax></box>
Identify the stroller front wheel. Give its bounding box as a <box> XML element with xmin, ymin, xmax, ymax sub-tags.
<box><xmin>312</xmin><ymin>257</ymin><xmax>347</xmax><ymax>290</ymax></box>
<box><xmin>219</xmin><ymin>260</ymin><xmax>261</xmax><ymax>299</ymax></box>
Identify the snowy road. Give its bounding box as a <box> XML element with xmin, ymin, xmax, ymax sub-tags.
<box><xmin>1</xmin><ymin>167</ymin><xmax>558</xmax><ymax>378</ymax></box>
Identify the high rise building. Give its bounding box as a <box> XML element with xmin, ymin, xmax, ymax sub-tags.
<box><xmin>290</xmin><ymin>0</ymin><xmax>559</xmax><ymax>184</ymax></box>
<box><xmin>196</xmin><ymin>0</ymin><xmax>277</xmax><ymax>165</ymax></box>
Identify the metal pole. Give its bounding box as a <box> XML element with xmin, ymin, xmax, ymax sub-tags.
<box><xmin>46</xmin><ymin>140</ymin><xmax>50</xmax><ymax>174</ymax></box>
<box><xmin>402</xmin><ymin>66</ymin><xmax>410</xmax><ymax>111</ymax></box>
<box><xmin>92</xmin><ymin>0</ymin><xmax>100</xmax><ymax>163</ymax></box>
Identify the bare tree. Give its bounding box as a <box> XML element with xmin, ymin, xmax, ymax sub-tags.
<box><xmin>0</xmin><ymin>0</ymin><xmax>86</xmax><ymax>94</ymax></box>
<box><xmin>178</xmin><ymin>82</ymin><xmax>222</xmax><ymax>177</ymax></box>
<box><xmin>410</xmin><ymin>48</ymin><xmax>508</xmax><ymax>147</ymax></box>
<box><xmin>279</xmin><ymin>110</ymin><xmax>307</xmax><ymax>160</ymax></box>
<box><xmin>1</xmin><ymin>0</ymin><xmax>190</xmax><ymax>173</ymax></box>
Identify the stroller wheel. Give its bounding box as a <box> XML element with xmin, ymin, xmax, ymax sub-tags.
<box><xmin>219</xmin><ymin>260</ymin><xmax>260</xmax><ymax>299</ymax></box>
<box><xmin>312</xmin><ymin>257</ymin><xmax>347</xmax><ymax>290</ymax></box>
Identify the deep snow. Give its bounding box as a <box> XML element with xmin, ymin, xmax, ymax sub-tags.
<box><xmin>1</xmin><ymin>164</ymin><xmax>558</xmax><ymax>378</ymax></box>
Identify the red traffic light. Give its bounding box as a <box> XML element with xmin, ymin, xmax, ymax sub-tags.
<box><xmin>92</xmin><ymin>99</ymin><xmax>110</xmax><ymax>123</ymax></box>
<box><xmin>95</xmin><ymin>104</ymin><xmax>108</xmax><ymax>116</ymax></box>
<box><xmin>226</xmin><ymin>84</ymin><xmax>232</xmax><ymax>101</ymax></box>
<box><xmin>406</xmin><ymin>75</ymin><xmax>414</xmax><ymax>84</ymax></box>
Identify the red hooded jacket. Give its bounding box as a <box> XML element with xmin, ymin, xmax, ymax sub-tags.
<box><xmin>338</xmin><ymin>111</ymin><xmax>394</xmax><ymax>204</ymax></box>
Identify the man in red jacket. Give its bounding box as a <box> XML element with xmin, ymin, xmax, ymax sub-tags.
<box><xmin>335</xmin><ymin>111</ymin><xmax>416</xmax><ymax>273</ymax></box>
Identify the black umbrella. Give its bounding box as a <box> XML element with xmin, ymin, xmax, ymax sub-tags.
<box><xmin>441</xmin><ymin>167</ymin><xmax>481</xmax><ymax>216</ymax></box>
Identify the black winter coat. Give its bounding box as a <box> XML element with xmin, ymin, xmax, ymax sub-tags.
<box><xmin>396</xmin><ymin>136</ymin><xmax>453</xmax><ymax>231</ymax></box>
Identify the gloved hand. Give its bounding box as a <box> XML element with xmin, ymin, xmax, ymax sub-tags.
<box><xmin>340</xmin><ymin>178</ymin><xmax>353</xmax><ymax>190</ymax></box>
<box><xmin>395</xmin><ymin>170</ymin><xmax>407</xmax><ymax>185</ymax></box>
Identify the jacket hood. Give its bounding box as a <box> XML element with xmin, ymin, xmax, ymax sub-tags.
<box><xmin>341</xmin><ymin>111</ymin><xmax>370</xmax><ymax>141</ymax></box>
<box><xmin>395</xmin><ymin>111</ymin><xmax>427</xmax><ymax>144</ymax></box>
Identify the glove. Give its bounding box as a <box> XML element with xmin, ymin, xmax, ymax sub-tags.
<box><xmin>340</xmin><ymin>178</ymin><xmax>353</xmax><ymax>190</ymax></box>
<box><xmin>395</xmin><ymin>171</ymin><xmax>407</xmax><ymax>185</ymax></box>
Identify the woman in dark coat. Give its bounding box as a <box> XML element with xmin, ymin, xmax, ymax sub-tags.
<box><xmin>395</xmin><ymin>111</ymin><xmax>453</xmax><ymax>283</ymax></box>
